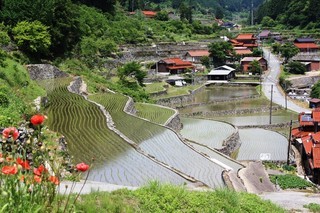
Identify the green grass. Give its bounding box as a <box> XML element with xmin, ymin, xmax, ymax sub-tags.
<box><xmin>155</xmin><ymin>84</ymin><xmax>203</xmax><ymax>99</ymax></box>
<box><xmin>135</xmin><ymin>103</ymin><xmax>175</xmax><ymax>125</ymax></box>
<box><xmin>74</xmin><ymin>182</ymin><xmax>285</xmax><ymax>213</ymax></box>
<box><xmin>0</xmin><ymin>58</ymin><xmax>45</xmax><ymax>126</ymax></box>
<box><xmin>304</xmin><ymin>203</ymin><xmax>320</xmax><ymax>213</ymax></box>
<box><xmin>144</xmin><ymin>82</ymin><xmax>167</xmax><ymax>94</ymax></box>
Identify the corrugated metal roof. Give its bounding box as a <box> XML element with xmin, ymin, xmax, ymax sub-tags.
<box><xmin>208</xmin><ymin>70</ymin><xmax>233</xmax><ymax>75</ymax></box>
<box><xmin>214</xmin><ymin>65</ymin><xmax>235</xmax><ymax>71</ymax></box>
<box><xmin>295</xmin><ymin>38</ymin><xmax>315</xmax><ymax>43</ymax></box>
<box><xmin>241</xmin><ymin>57</ymin><xmax>263</xmax><ymax>62</ymax></box>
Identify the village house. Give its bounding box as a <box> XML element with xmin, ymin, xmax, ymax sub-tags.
<box><xmin>310</xmin><ymin>98</ymin><xmax>320</xmax><ymax>108</ymax></box>
<box><xmin>234</xmin><ymin>34</ymin><xmax>258</xmax><ymax>50</ymax></box>
<box><xmin>129</xmin><ymin>10</ymin><xmax>157</xmax><ymax>18</ymax></box>
<box><xmin>234</xmin><ymin>47</ymin><xmax>253</xmax><ymax>56</ymax></box>
<box><xmin>291</xmin><ymin>109</ymin><xmax>320</xmax><ymax>183</ymax></box>
<box><xmin>240</xmin><ymin>57</ymin><xmax>268</xmax><ymax>72</ymax></box>
<box><xmin>184</xmin><ymin>50</ymin><xmax>210</xmax><ymax>63</ymax></box>
<box><xmin>207</xmin><ymin>65</ymin><xmax>235</xmax><ymax>81</ymax></box>
<box><xmin>294</xmin><ymin>38</ymin><xmax>319</xmax><ymax>53</ymax></box>
<box><xmin>257</xmin><ymin>30</ymin><xmax>271</xmax><ymax>40</ymax></box>
<box><xmin>292</xmin><ymin>54</ymin><xmax>320</xmax><ymax>71</ymax></box>
<box><xmin>155</xmin><ymin>58</ymin><xmax>194</xmax><ymax>75</ymax></box>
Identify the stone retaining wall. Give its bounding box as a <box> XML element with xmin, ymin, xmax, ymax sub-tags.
<box><xmin>27</xmin><ymin>64</ymin><xmax>68</xmax><ymax>80</ymax></box>
<box><xmin>182</xmin><ymin>106</ymin><xmax>282</xmax><ymax>117</ymax></box>
<box><xmin>123</xmin><ymin>97</ymin><xmax>137</xmax><ymax>115</ymax></box>
<box><xmin>156</xmin><ymin>85</ymin><xmax>206</xmax><ymax>107</ymax></box>
<box><xmin>217</xmin><ymin>127</ymin><xmax>241</xmax><ymax>156</ymax></box>
<box><xmin>289</xmin><ymin>75</ymin><xmax>320</xmax><ymax>89</ymax></box>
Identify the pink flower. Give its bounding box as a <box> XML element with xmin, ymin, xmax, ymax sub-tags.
<box><xmin>76</xmin><ymin>163</ymin><xmax>89</xmax><ymax>172</ymax></box>
<box><xmin>2</xmin><ymin>127</ymin><xmax>19</xmax><ymax>141</ymax></box>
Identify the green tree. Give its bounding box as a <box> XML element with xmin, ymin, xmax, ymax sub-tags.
<box><xmin>311</xmin><ymin>81</ymin><xmax>320</xmax><ymax>98</ymax></box>
<box><xmin>285</xmin><ymin>61</ymin><xmax>306</xmax><ymax>75</ymax></box>
<box><xmin>260</xmin><ymin>16</ymin><xmax>276</xmax><ymax>27</ymax></box>
<box><xmin>252</xmin><ymin>48</ymin><xmax>263</xmax><ymax>57</ymax></box>
<box><xmin>249</xmin><ymin>60</ymin><xmax>262</xmax><ymax>75</ymax></box>
<box><xmin>208</xmin><ymin>41</ymin><xmax>234</xmax><ymax>67</ymax></box>
<box><xmin>155</xmin><ymin>10</ymin><xmax>169</xmax><ymax>21</ymax></box>
<box><xmin>12</xmin><ymin>21</ymin><xmax>51</xmax><ymax>55</ymax></box>
<box><xmin>279</xmin><ymin>43</ymin><xmax>299</xmax><ymax>64</ymax></box>
<box><xmin>271</xmin><ymin>43</ymin><xmax>281</xmax><ymax>54</ymax></box>
<box><xmin>200</xmin><ymin>56</ymin><xmax>210</xmax><ymax>69</ymax></box>
<box><xmin>117</xmin><ymin>61</ymin><xmax>146</xmax><ymax>86</ymax></box>
<box><xmin>215</xmin><ymin>6</ymin><xmax>224</xmax><ymax>19</ymax></box>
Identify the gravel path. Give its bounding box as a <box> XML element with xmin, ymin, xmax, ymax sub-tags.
<box><xmin>260</xmin><ymin>190</ymin><xmax>320</xmax><ymax>212</ymax></box>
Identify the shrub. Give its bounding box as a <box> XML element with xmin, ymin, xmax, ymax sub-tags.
<box><xmin>270</xmin><ymin>174</ymin><xmax>313</xmax><ymax>189</ymax></box>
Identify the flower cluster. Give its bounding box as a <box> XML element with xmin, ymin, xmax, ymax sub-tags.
<box><xmin>0</xmin><ymin>114</ymin><xmax>90</xmax><ymax>212</ymax></box>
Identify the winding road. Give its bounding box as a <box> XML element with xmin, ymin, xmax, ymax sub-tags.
<box><xmin>262</xmin><ymin>48</ymin><xmax>310</xmax><ymax>113</ymax></box>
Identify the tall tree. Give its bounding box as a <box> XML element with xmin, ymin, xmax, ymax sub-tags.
<box><xmin>208</xmin><ymin>41</ymin><xmax>234</xmax><ymax>67</ymax></box>
<box><xmin>279</xmin><ymin>43</ymin><xmax>299</xmax><ymax>64</ymax></box>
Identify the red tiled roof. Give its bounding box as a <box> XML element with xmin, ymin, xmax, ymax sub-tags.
<box><xmin>186</xmin><ymin>50</ymin><xmax>209</xmax><ymax>57</ymax></box>
<box><xmin>313</xmin><ymin>110</ymin><xmax>320</xmax><ymax>122</ymax></box>
<box><xmin>235</xmin><ymin>49</ymin><xmax>253</xmax><ymax>55</ymax></box>
<box><xmin>236</xmin><ymin>34</ymin><xmax>256</xmax><ymax>40</ymax></box>
<box><xmin>163</xmin><ymin>58</ymin><xmax>193</xmax><ymax>66</ymax></box>
<box><xmin>313</xmin><ymin>147</ymin><xmax>320</xmax><ymax>168</ymax></box>
<box><xmin>294</xmin><ymin>43</ymin><xmax>319</xmax><ymax>49</ymax></box>
<box><xmin>302</xmin><ymin>134</ymin><xmax>313</xmax><ymax>155</ymax></box>
<box><xmin>243</xmin><ymin>43</ymin><xmax>259</xmax><ymax>47</ymax></box>
<box><xmin>229</xmin><ymin>39</ymin><xmax>243</xmax><ymax>46</ymax></box>
<box><xmin>142</xmin><ymin>10</ymin><xmax>157</xmax><ymax>17</ymax></box>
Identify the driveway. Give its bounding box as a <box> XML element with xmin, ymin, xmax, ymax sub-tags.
<box><xmin>262</xmin><ymin>48</ymin><xmax>310</xmax><ymax>114</ymax></box>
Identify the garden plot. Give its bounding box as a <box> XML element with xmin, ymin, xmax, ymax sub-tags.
<box><xmin>135</xmin><ymin>103</ymin><xmax>175</xmax><ymax>125</ymax></box>
<box><xmin>237</xmin><ymin>129</ymin><xmax>288</xmax><ymax>161</ymax></box>
<box><xmin>44</xmin><ymin>80</ymin><xmax>188</xmax><ymax>186</ymax></box>
<box><xmin>180</xmin><ymin>118</ymin><xmax>235</xmax><ymax>149</ymax></box>
<box><xmin>90</xmin><ymin>93</ymin><xmax>227</xmax><ymax>188</ymax></box>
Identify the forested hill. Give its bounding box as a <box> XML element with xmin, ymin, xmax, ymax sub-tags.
<box><xmin>255</xmin><ymin>0</ymin><xmax>320</xmax><ymax>28</ymax></box>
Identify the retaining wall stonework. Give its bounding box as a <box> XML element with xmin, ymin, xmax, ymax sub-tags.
<box><xmin>217</xmin><ymin>128</ymin><xmax>241</xmax><ymax>156</ymax></box>
<box><xmin>27</xmin><ymin>64</ymin><xmax>68</xmax><ymax>80</ymax></box>
<box><xmin>289</xmin><ymin>75</ymin><xmax>320</xmax><ymax>89</ymax></box>
<box><xmin>124</xmin><ymin>97</ymin><xmax>137</xmax><ymax>115</ymax></box>
<box><xmin>182</xmin><ymin>106</ymin><xmax>282</xmax><ymax>117</ymax></box>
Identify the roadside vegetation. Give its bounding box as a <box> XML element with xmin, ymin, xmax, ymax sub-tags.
<box><xmin>74</xmin><ymin>182</ymin><xmax>285</xmax><ymax>213</ymax></box>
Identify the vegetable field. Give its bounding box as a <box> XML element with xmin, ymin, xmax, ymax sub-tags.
<box><xmin>44</xmin><ymin>79</ymin><xmax>188</xmax><ymax>186</ymax></box>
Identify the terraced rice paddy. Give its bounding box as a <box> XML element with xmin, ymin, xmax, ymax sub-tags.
<box><xmin>90</xmin><ymin>93</ymin><xmax>228</xmax><ymax>188</ymax></box>
<box><xmin>44</xmin><ymin>78</ymin><xmax>189</xmax><ymax>186</ymax></box>
<box><xmin>237</xmin><ymin>129</ymin><xmax>288</xmax><ymax>161</ymax></box>
<box><xmin>135</xmin><ymin>103</ymin><xmax>175</xmax><ymax>125</ymax></box>
<box><xmin>194</xmin><ymin>86</ymin><xmax>258</xmax><ymax>103</ymax></box>
<box><xmin>213</xmin><ymin>110</ymin><xmax>297</xmax><ymax>126</ymax></box>
<box><xmin>180</xmin><ymin>118</ymin><xmax>236</xmax><ymax>149</ymax></box>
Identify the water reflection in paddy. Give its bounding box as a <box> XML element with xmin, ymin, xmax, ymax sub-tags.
<box><xmin>194</xmin><ymin>86</ymin><xmax>258</xmax><ymax>103</ymax></box>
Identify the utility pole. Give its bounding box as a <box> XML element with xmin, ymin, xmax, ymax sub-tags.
<box><xmin>251</xmin><ymin>0</ymin><xmax>254</xmax><ymax>25</ymax></box>
<box><xmin>269</xmin><ymin>84</ymin><xmax>273</xmax><ymax>124</ymax></box>
<box><xmin>287</xmin><ymin>120</ymin><xmax>293</xmax><ymax>165</ymax></box>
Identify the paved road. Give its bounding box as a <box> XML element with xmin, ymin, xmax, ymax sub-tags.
<box><xmin>262</xmin><ymin>48</ymin><xmax>310</xmax><ymax>114</ymax></box>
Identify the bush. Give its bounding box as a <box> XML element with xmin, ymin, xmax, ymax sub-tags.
<box><xmin>285</xmin><ymin>61</ymin><xmax>306</xmax><ymax>75</ymax></box>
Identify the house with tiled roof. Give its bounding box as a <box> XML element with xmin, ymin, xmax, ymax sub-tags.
<box><xmin>291</xmin><ymin>109</ymin><xmax>320</xmax><ymax>183</ymax></box>
<box><xmin>240</xmin><ymin>57</ymin><xmax>268</xmax><ymax>72</ymax></box>
<box><xmin>184</xmin><ymin>50</ymin><xmax>210</xmax><ymax>63</ymax></box>
<box><xmin>234</xmin><ymin>47</ymin><xmax>253</xmax><ymax>56</ymax></box>
<box><xmin>207</xmin><ymin>65</ymin><xmax>235</xmax><ymax>81</ymax></box>
<box><xmin>257</xmin><ymin>30</ymin><xmax>271</xmax><ymax>40</ymax></box>
<box><xmin>129</xmin><ymin>10</ymin><xmax>157</xmax><ymax>18</ymax></box>
<box><xmin>235</xmin><ymin>34</ymin><xmax>258</xmax><ymax>49</ymax></box>
<box><xmin>294</xmin><ymin>38</ymin><xmax>319</xmax><ymax>53</ymax></box>
<box><xmin>156</xmin><ymin>58</ymin><xmax>194</xmax><ymax>74</ymax></box>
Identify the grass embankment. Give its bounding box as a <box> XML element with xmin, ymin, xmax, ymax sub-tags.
<box><xmin>135</xmin><ymin>103</ymin><xmax>175</xmax><ymax>125</ymax></box>
<box><xmin>144</xmin><ymin>82</ymin><xmax>167</xmax><ymax>94</ymax></box>
<box><xmin>0</xmin><ymin>58</ymin><xmax>45</xmax><ymax>126</ymax></box>
<box><xmin>74</xmin><ymin>182</ymin><xmax>285</xmax><ymax>212</ymax></box>
<box><xmin>149</xmin><ymin>84</ymin><xmax>203</xmax><ymax>99</ymax></box>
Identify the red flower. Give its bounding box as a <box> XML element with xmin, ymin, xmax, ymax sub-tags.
<box><xmin>2</xmin><ymin>127</ymin><xmax>19</xmax><ymax>141</ymax></box>
<box><xmin>33</xmin><ymin>164</ymin><xmax>46</xmax><ymax>176</ymax></box>
<box><xmin>34</xmin><ymin>175</ymin><xmax>41</xmax><ymax>183</ymax></box>
<box><xmin>2</xmin><ymin>165</ymin><xmax>18</xmax><ymax>175</ymax></box>
<box><xmin>49</xmin><ymin>176</ymin><xmax>59</xmax><ymax>185</ymax></box>
<box><xmin>76</xmin><ymin>162</ymin><xmax>89</xmax><ymax>172</ymax></box>
<box><xmin>17</xmin><ymin>157</ymin><xmax>30</xmax><ymax>170</ymax></box>
<box><xmin>30</xmin><ymin>114</ymin><xmax>45</xmax><ymax>126</ymax></box>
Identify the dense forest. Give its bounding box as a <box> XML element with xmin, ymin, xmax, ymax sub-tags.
<box><xmin>255</xmin><ymin>0</ymin><xmax>320</xmax><ymax>28</ymax></box>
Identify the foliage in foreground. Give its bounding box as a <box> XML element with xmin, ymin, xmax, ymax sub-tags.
<box><xmin>304</xmin><ymin>203</ymin><xmax>320</xmax><ymax>213</ymax></box>
<box><xmin>270</xmin><ymin>174</ymin><xmax>313</xmax><ymax>189</ymax></box>
<box><xmin>75</xmin><ymin>182</ymin><xmax>285</xmax><ymax>213</ymax></box>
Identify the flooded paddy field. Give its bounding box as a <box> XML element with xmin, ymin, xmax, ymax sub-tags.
<box><xmin>237</xmin><ymin>129</ymin><xmax>288</xmax><ymax>161</ymax></box>
<box><xmin>180</xmin><ymin>117</ymin><xmax>235</xmax><ymax>149</ymax></box>
<box><xmin>194</xmin><ymin>85</ymin><xmax>258</xmax><ymax>103</ymax></box>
